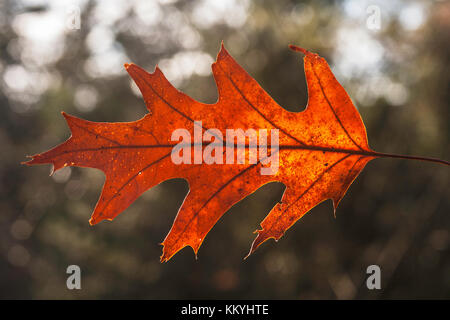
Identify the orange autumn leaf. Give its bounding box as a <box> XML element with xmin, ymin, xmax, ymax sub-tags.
<box><xmin>25</xmin><ymin>43</ymin><xmax>449</xmax><ymax>262</ymax></box>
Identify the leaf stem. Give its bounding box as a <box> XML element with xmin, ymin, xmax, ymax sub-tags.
<box><xmin>370</xmin><ymin>151</ymin><xmax>450</xmax><ymax>166</ymax></box>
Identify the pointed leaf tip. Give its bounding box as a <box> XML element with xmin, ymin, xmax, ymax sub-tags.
<box><xmin>289</xmin><ymin>44</ymin><xmax>312</xmax><ymax>55</ymax></box>
<box><xmin>220</xmin><ymin>40</ymin><xmax>228</xmax><ymax>52</ymax></box>
<box><xmin>216</xmin><ymin>41</ymin><xmax>231</xmax><ymax>62</ymax></box>
<box><xmin>61</xmin><ymin>111</ymin><xmax>73</xmax><ymax>121</ymax></box>
<box><xmin>89</xmin><ymin>215</ymin><xmax>102</xmax><ymax>225</ymax></box>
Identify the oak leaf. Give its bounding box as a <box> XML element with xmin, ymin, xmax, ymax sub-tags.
<box><xmin>25</xmin><ymin>43</ymin><xmax>449</xmax><ymax>262</ymax></box>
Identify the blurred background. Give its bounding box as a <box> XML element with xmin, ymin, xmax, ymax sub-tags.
<box><xmin>0</xmin><ymin>0</ymin><xmax>449</xmax><ymax>299</ymax></box>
